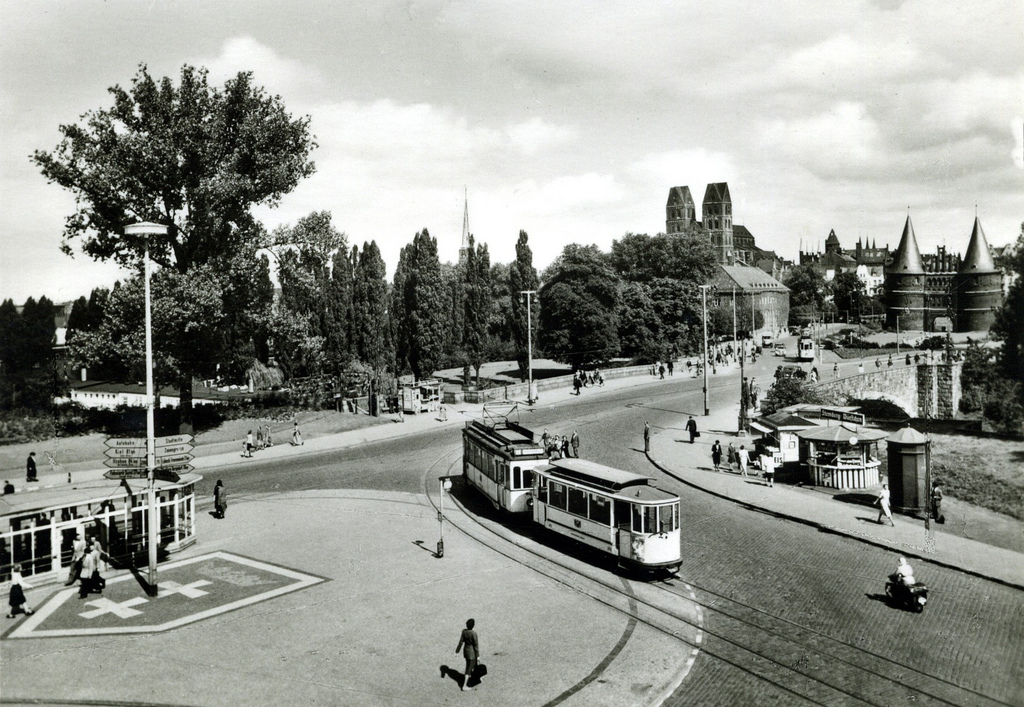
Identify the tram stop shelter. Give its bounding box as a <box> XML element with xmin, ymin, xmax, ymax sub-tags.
<box><xmin>400</xmin><ymin>379</ymin><xmax>442</xmax><ymax>414</ymax></box>
<box><xmin>797</xmin><ymin>424</ymin><xmax>887</xmax><ymax>489</ymax></box>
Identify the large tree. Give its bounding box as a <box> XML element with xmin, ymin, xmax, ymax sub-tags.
<box><xmin>540</xmin><ymin>244</ymin><xmax>620</xmax><ymax>369</ymax></box>
<box><xmin>393</xmin><ymin>229</ymin><xmax>447</xmax><ymax>379</ymax></box>
<box><xmin>785</xmin><ymin>264</ymin><xmax>829</xmax><ymax>325</ymax></box>
<box><xmin>32</xmin><ymin>63</ymin><xmax>315</xmax><ymax>427</ymax></box>
<box><xmin>508</xmin><ymin>230</ymin><xmax>540</xmax><ymax>381</ymax></box>
<box><xmin>992</xmin><ymin>223</ymin><xmax>1024</xmax><ymax>385</ymax></box>
<box><xmin>351</xmin><ymin>241</ymin><xmax>392</xmax><ymax>381</ymax></box>
<box><xmin>463</xmin><ymin>236</ymin><xmax>492</xmax><ymax>383</ymax></box>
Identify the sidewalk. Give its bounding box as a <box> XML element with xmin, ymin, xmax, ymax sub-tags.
<box><xmin>646</xmin><ymin>402</ymin><xmax>1024</xmax><ymax>590</ymax></box>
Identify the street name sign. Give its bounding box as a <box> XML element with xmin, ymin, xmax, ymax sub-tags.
<box><xmin>820</xmin><ymin>408</ymin><xmax>866</xmax><ymax>425</ymax></box>
<box><xmin>104</xmin><ymin>457</ymin><xmax>147</xmax><ymax>469</ymax></box>
<box><xmin>103</xmin><ymin>468</ymin><xmax>150</xmax><ymax>480</ymax></box>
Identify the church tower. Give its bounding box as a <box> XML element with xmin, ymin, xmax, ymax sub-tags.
<box><xmin>666</xmin><ymin>186</ymin><xmax>696</xmax><ymax>234</ymax></box>
<box><xmin>884</xmin><ymin>215</ymin><xmax>926</xmax><ymax>330</ymax></box>
<box><xmin>702</xmin><ymin>182</ymin><xmax>733</xmax><ymax>263</ymax></box>
<box><xmin>955</xmin><ymin>217</ymin><xmax>1001</xmax><ymax>332</ymax></box>
<box><xmin>458</xmin><ymin>188</ymin><xmax>471</xmax><ymax>265</ymax></box>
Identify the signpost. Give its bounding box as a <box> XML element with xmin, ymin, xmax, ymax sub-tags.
<box><xmin>820</xmin><ymin>408</ymin><xmax>866</xmax><ymax>425</ymax></box>
<box><xmin>104</xmin><ymin>468</ymin><xmax>151</xmax><ymax>480</ymax></box>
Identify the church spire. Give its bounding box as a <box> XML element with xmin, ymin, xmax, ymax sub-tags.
<box><xmin>459</xmin><ymin>187</ymin><xmax>471</xmax><ymax>264</ymax></box>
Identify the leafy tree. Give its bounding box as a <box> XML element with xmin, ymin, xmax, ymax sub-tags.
<box><xmin>540</xmin><ymin>244</ymin><xmax>620</xmax><ymax>369</ymax></box>
<box><xmin>0</xmin><ymin>297</ymin><xmax>57</xmax><ymax>410</ymax></box>
<box><xmin>402</xmin><ymin>229</ymin><xmax>447</xmax><ymax>379</ymax></box>
<box><xmin>486</xmin><ymin>262</ymin><xmax>516</xmax><ymax>363</ymax></box>
<box><xmin>391</xmin><ymin>246</ymin><xmax>412</xmax><ymax>375</ymax></box>
<box><xmin>609</xmin><ymin>231</ymin><xmax>717</xmax><ymax>284</ymax></box>
<box><xmin>761</xmin><ymin>377</ymin><xmax>825</xmax><ymax>415</ymax></box>
<box><xmin>992</xmin><ymin>223</ymin><xmax>1024</xmax><ymax>385</ymax></box>
<box><xmin>509</xmin><ymin>230</ymin><xmax>540</xmax><ymax>381</ymax></box>
<box><xmin>463</xmin><ymin>237</ymin><xmax>492</xmax><ymax>383</ymax></box>
<box><xmin>785</xmin><ymin>264</ymin><xmax>828</xmax><ymax>324</ymax></box>
<box><xmin>829</xmin><ymin>271</ymin><xmax>865</xmax><ymax>323</ymax></box>
<box><xmin>32</xmin><ymin>63</ymin><xmax>315</xmax><ymax>427</ymax></box>
<box><xmin>617</xmin><ymin>281</ymin><xmax>661</xmax><ymax>360</ymax></box>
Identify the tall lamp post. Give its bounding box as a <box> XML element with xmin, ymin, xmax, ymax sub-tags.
<box><xmin>124</xmin><ymin>221</ymin><xmax>167</xmax><ymax>596</ymax></box>
<box><xmin>699</xmin><ymin>285</ymin><xmax>711</xmax><ymax>416</ymax></box>
<box><xmin>521</xmin><ymin>290</ymin><xmax>537</xmax><ymax>404</ymax></box>
<box><xmin>437</xmin><ymin>476</ymin><xmax>453</xmax><ymax>557</ymax></box>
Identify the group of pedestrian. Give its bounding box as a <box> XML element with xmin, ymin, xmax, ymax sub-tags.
<box><xmin>651</xmin><ymin>361</ymin><xmax>674</xmax><ymax>379</ymax></box>
<box><xmin>572</xmin><ymin>369</ymin><xmax>603</xmax><ymax>395</ymax></box>
<box><xmin>65</xmin><ymin>533</ymin><xmax>106</xmax><ymax>599</ymax></box>
<box><xmin>242</xmin><ymin>421</ymin><xmax>301</xmax><ymax>457</ymax></box>
<box><xmin>540</xmin><ymin>429</ymin><xmax>579</xmax><ymax>459</ymax></box>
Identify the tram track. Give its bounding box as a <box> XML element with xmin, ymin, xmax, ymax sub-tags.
<box><xmin>422</xmin><ymin>444</ymin><xmax>1012</xmax><ymax>707</ymax></box>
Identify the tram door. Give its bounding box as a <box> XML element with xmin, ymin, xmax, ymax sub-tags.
<box><xmin>614</xmin><ymin>500</ymin><xmax>632</xmax><ymax>558</ymax></box>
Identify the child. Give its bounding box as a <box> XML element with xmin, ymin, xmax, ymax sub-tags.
<box><xmin>7</xmin><ymin>565</ymin><xmax>34</xmax><ymax>618</ymax></box>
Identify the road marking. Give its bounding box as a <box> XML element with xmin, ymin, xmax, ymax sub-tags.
<box><xmin>79</xmin><ymin>597</ymin><xmax>148</xmax><ymax>620</ymax></box>
<box><xmin>158</xmin><ymin>580</ymin><xmax>212</xmax><ymax>599</ymax></box>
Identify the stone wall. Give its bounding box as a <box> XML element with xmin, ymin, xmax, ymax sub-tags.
<box><xmin>812</xmin><ymin>361</ymin><xmax>962</xmax><ymax>420</ymax></box>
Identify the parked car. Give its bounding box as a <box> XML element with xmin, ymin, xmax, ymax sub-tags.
<box><xmin>773</xmin><ymin>343</ymin><xmax>786</xmax><ymax>357</ymax></box>
<box><xmin>775</xmin><ymin>365</ymin><xmax>808</xmax><ymax>380</ymax></box>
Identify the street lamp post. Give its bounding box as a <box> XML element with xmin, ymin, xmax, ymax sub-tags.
<box><xmin>700</xmin><ymin>285</ymin><xmax>710</xmax><ymax>416</ymax></box>
<box><xmin>521</xmin><ymin>290</ymin><xmax>537</xmax><ymax>405</ymax></box>
<box><xmin>437</xmin><ymin>476</ymin><xmax>453</xmax><ymax>557</ymax></box>
<box><xmin>124</xmin><ymin>222</ymin><xmax>168</xmax><ymax>596</ymax></box>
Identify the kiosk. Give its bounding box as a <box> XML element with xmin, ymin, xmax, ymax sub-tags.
<box><xmin>798</xmin><ymin>424</ymin><xmax>887</xmax><ymax>489</ymax></box>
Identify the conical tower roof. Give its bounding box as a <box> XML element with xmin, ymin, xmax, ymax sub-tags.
<box><xmin>889</xmin><ymin>215</ymin><xmax>924</xmax><ymax>273</ymax></box>
<box><xmin>959</xmin><ymin>217</ymin><xmax>996</xmax><ymax>272</ymax></box>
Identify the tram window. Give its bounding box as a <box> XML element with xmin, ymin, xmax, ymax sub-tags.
<box><xmin>589</xmin><ymin>495</ymin><xmax>610</xmax><ymax>525</ymax></box>
<box><xmin>658</xmin><ymin>506</ymin><xmax>675</xmax><ymax>533</ymax></box>
<box><xmin>536</xmin><ymin>477</ymin><xmax>548</xmax><ymax>503</ymax></box>
<box><xmin>549</xmin><ymin>482</ymin><xmax>567</xmax><ymax>510</ymax></box>
<box><xmin>512</xmin><ymin>465</ymin><xmax>521</xmax><ymax>489</ymax></box>
<box><xmin>523</xmin><ymin>468</ymin><xmax>534</xmax><ymax>489</ymax></box>
<box><xmin>645</xmin><ymin>506</ymin><xmax>658</xmax><ymax>534</ymax></box>
<box><xmin>632</xmin><ymin>504</ymin><xmax>643</xmax><ymax>533</ymax></box>
<box><xmin>567</xmin><ymin>487</ymin><xmax>587</xmax><ymax>516</ymax></box>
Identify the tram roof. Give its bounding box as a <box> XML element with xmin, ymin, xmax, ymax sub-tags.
<box><xmin>0</xmin><ymin>473</ymin><xmax>202</xmax><ymax>518</ymax></box>
<box><xmin>543</xmin><ymin>458</ymin><xmax>675</xmax><ymax>500</ymax></box>
<box><xmin>466</xmin><ymin>420</ymin><xmax>539</xmax><ymax>447</ymax></box>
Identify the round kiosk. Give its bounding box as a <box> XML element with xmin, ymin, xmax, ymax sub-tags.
<box><xmin>798</xmin><ymin>424</ymin><xmax>888</xmax><ymax>489</ymax></box>
<box><xmin>886</xmin><ymin>425</ymin><xmax>930</xmax><ymax>513</ymax></box>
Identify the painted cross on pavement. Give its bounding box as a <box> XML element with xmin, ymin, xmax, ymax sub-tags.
<box><xmin>79</xmin><ymin>597</ymin><xmax>148</xmax><ymax>620</ymax></box>
<box><xmin>158</xmin><ymin>579</ymin><xmax>212</xmax><ymax>599</ymax></box>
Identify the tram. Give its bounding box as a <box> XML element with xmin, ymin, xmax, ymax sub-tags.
<box><xmin>0</xmin><ymin>474</ymin><xmax>200</xmax><ymax>586</ymax></box>
<box><xmin>797</xmin><ymin>335</ymin><xmax>816</xmax><ymax>362</ymax></box>
<box><xmin>532</xmin><ymin>458</ymin><xmax>681</xmax><ymax>574</ymax></box>
<box><xmin>462</xmin><ymin>417</ymin><xmax>549</xmax><ymax>513</ymax></box>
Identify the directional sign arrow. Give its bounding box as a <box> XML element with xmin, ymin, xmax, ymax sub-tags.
<box><xmin>104</xmin><ymin>458</ymin><xmax>147</xmax><ymax>469</ymax></box>
<box><xmin>105</xmin><ymin>446</ymin><xmax>148</xmax><ymax>459</ymax></box>
<box><xmin>153</xmin><ymin>469</ymin><xmax>181</xmax><ymax>483</ymax></box>
<box><xmin>155</xmin><ymin>464</ymin><xmax>193</xmax><ymax>475</ymax></box>
<box><xmin>155</xmin><ymin>434</ymin><xmax>194</xmax><ymax>447</ymax></box>
<box><xmin>104</xmin><ymin>468</ymin><xmax>150</xmax><ymax>480</ymax></box>
<box><xmin>155</xmin><ymin>443</ymin><xmax>194</xmax><ymax>456</ymax></box>
<box><xmin>155</xmin><ymin>453</ymin><xmax>194</xmax><ymax>467</ymax></box>
<box><xmin>104</xmin><ymin>438</ymin><xmax>147</xmax><ymax>449</ymax></box>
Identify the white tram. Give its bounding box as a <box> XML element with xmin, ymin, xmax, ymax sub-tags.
<box><xmin>463</xmin><ymin>418</ymin><xmax>549</xmax><ymax>513</ymax></box>
<box><xmin>797</xmin><ymin>335</ymin><xmax>816</xmax><ymax>362</ymax></box>
<box><xmin>532</xmin><ymin>459</ymin><xmax>681</xmax><ymax>574</ymax></box>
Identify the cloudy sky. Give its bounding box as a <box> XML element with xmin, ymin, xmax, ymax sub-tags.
<box><xmin>2</xmin><ymin>0</ymin><xmax>1022</xmax><ymax>305</ymax></box>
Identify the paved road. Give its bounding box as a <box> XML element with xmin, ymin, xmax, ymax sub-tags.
<box><xmin>208</xmin><ymin>367</ymin><xmax>1023</xmax><ymax>706</ymax></box>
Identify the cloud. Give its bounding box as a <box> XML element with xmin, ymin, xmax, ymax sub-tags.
<box><xmin>197</xmin><ymin>36</ymin><xmax>326</xmax><ymax>100</ymax></box>
<box><xmin>507</xmin><ymin>117</ymin><xmax>576</xmax><ymax>155</ymax></box>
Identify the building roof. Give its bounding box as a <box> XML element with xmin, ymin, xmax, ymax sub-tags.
<box><xmin>713</xmin><ymin>264</ymin><xmax>789</xmax><ymax>292</ymax></box>
<box><xmin>797</xmin><ymin>424</ymin><xmax>888</xmax><ymax>443</ymax></box>
<box><xmin>959</xmin><ymin>217</ymin><xmax>996</xmax><ymax>273</ymax></box>
<box><xmin>703</xmin><ymin>182</ymin><xmax>731</xmax><ymax>204</ymax></box>
<box><xmin>888</xmin><ymin>215</ymin><xmax>925</xmax><ymax>273</ymax></box>
<box><xmin>887</xmin><ymin>425</ymin><xmax>929</xmax><ymax>444</ymax></box>
<box><xmin>667</xmin><ymin>185</ymin><xmax>694</xmax><ymax>208</ymax></box>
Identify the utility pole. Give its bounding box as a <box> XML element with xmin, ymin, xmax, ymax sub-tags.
<box><xmin>521</xmin><ymin>290</ymin><xmax>537</xmax><ymax>404</ymax></box>
<box><xmin>700</xmin><ymin>285</ymin><xmax>711</xmax><ymax>416</ymax></box>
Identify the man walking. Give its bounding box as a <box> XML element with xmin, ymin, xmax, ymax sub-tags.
<box><xmin>931</xmin><ymin>481</ymin><xmax>944</xmax><ymax>524</ymax></box>
<box><xmin>26</xmin><ymin>452</ymin><xmax>37</xmax><ymax>483</ymax></box>
<box><xmin>455</xmin><ymin>618</ymin><xmax>480</xmax><ymax>691</ymax></box>
<box><xmin>685</xmin><ymin>416</ymin><xmax>698</xmax><ymax>443</ymax></box>
<box><xmin>876</xmin><ymin>483</ymin><xmax>894</xmax><ymax>526</ymax></box>
<box><xmin>737</xmin><ymin>445</ymin><xmax>750</xmax><ymax>477</ymax></box>
<box><xmin>711</xmin><ymin>440</ymin><xmax>723</xmax><ymax>472</ymax></box>
<box><xmin>761</xmin><ymin>453</ymin><xmax>775</xmax><ymax>487</ymax></box>
<box><xmin>65</xmin><ymin>532</ymin><xmax>86</xmax><ymax>586</ymax></box>
<box><xmin>570</xmin><ymin>430</ymin><xmax>580</xmax><ymax>458</ymax></box>
<box><xmin>643</xmin><ymin>422</ymin><xmax>650</xmax><ymax>453</ymax></box>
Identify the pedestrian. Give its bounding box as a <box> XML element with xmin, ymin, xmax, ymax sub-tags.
<box><xmin>26</xmin><ymin>452</ymin><xmax>37</xmax><ymax>482</ymax></box>
<box><xmin>256</xmin><ymin>426</ymin><xmax>264</xmax><ymax>450</ymax></box>
<box><xmin>914</xmin><ymin>353</ymin><xmax>921</xmax><ymax>364</ymax></box>
<box><xmin>876</xmin><ymin>483</ymin><xmax>894</xmax><ymax>526</ymax></box>
<box><xmin>244</xmin><ymin>430</ymin><xmax>254</xmax><ymax>458</ymax></box>
<box><xmin>570</xmin><ymin>430</ymin><xmax>580</xmax><ymax>458</ymax></box>
<box><xmin>65</xmin><ymin>531</ymin><xmax>86</xmax><ymax>586</ymax></box>
<box><xmin>727</xmin><ymin>441</ymin><xmax>737</xmax><ymax>471</ymax></box>
<box><xmin>6</xmin><ymin>565</ymin><xmax>33</xmax><ymax>618</ymax></box>
<box><xmin>3</xmin><ymin>480</ymin><xmax>13</xmax><ymax>495</ymax></box>
<box><xmin>439</xmin><ymin>403</ymin><xmax>448</xmax><ymax>421</ymax></box>
<box><xmin>750</xmin><ymin>379</ymin><xmax>760</xmax><ymax>408</ymax></box>
<box><xmin>265</xmin><ymin>424</ymin><xmax>273</xmax><ymax>447</ymax></box>
<box><xmin>737</xmin><ymin>445</ymin><xmax>750</xmax><ymax>476</ymax></box>
<box><xmin>685</xmin><ymin>416</ymin><xmax>698</xmax><ymax>443</ymax></box>
<box><xmin>659</xmin><ymin>363</ymin><xmax>666</xmax><ymax>380</ymax></box>
<box><xmin>541</xmin><ymin>429</ymin><xmax>550</xmax><ymax>450</ymax></box>
<box><xmin>561</xmin><ymin>436</ymin><xmax>570</xmax><ymax>459</ymax></box>
<box><xmin>931</xmin><ymin>481</ymin><xmax>944</xmax><ymax>524</ymax></box>
<box><xmin>887</xmin><ymin>354</ymin><xmax>893</xmax><ymax>367</ymax></box>
<box><xmin>573</xmin><ymin>375</ymin><xmax>582</xmax><ymax>396</ymax></box>
<box><xmin>668</xmin><ymin>360</ymin><xmax>674</xmax><ymax>376</ymax></box>
<box><xmin>643</xmin><ymin>421</ymin><xmax>650</xmax><ymax>453</ymax></box>
<box><xmin>858</xmin><ymin>362</ymin><xmax>865</xmax><ymax>374</ymax></box>
<box><xmin>905</xmin><ymin>354</ymin><xmax>912</xmax><ymax>366</ymax></box>
<box><xmin>455</xmin><ymin>618</ymin><xmax>481</xmax><ymax>691</ymax></box>
<box><xmin>833</xmin><ymin>363</ymin><xmax>839</xmax><ymax>379</ymax></box>
<box><xmin>214</xmin><ymin>480</ymin><xmax>227</xmax><ymax>519</ymax></box>
<box><xmin>761</xmin><ymin>453</ymin><xmax>775</xmax><ymax>487</ymax></box>
<box><xmin>79</xmin><ymin>541</ymin><xmax>98</xmax><ymax>598</ymax></box>
<box><xmin>711</xmin><ymin>440</ymin><xmax>723</xmax><ymax>471</ymax></box>
<box><xmin>292</xmin><ymin>421</ymin><xmax>304</xmax><ymax>445</ymax></box>
<box><xmin>875</xmin><ymin>358</ymin><xmax>881</xmax><ymax>369</ymax></box>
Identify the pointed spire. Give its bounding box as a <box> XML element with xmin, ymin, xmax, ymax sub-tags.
<box><xmin>461</xmin><ymin>187</ymin><xmax>470</xmax><ymax>252</ymax></box>
<box><xmin>960</xmin><ymin>216</ymin><xmax>996</xmax><ymax>272</ymax></box>
<box><xmin>890</xmin><ymin>215</ymin><xmax>924</xmax><ymax>273</ymax></box>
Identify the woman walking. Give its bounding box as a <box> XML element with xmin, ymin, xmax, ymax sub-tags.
<box><xmin>6</xmin><ymin>565</ymin><xmax>34</xmax><ymax>618</ymax></box>
<box><xmin>455</xmin><ymin>618</ymin><xmax>480</xmax><ymax>691</ymax></box>
<box><xmin>876</xmin><ymin>483</ymin><xmax>894</xmax><ymax>526</ymax></box>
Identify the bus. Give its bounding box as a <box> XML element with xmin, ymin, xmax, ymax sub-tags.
<box><xmin>462</xmin><ymin>417</ymin><xmax>549</xmax><ymax>513</ymax></box>
<box><xmin>532</xmin><ymin>458</ymin><xmax>681</xmax><ymax>574</ymax></box>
